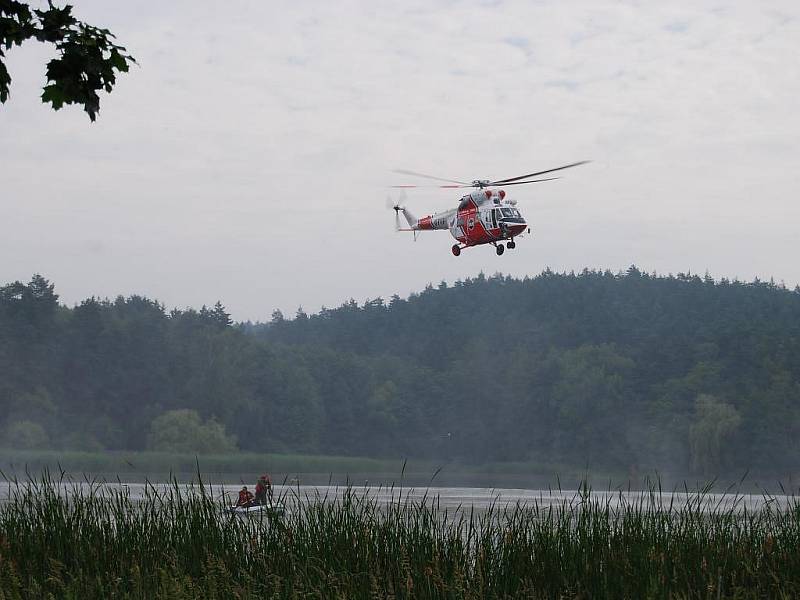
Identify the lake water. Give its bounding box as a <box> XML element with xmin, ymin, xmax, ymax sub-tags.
<box><xmin>1</xmin><ymin>481</ymin><xmax>794</xmax><ymax>513</ymax></box>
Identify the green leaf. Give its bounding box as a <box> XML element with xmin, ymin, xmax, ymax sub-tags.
<box><xmin>41</xmin><ymin>83</ymin><xmax>66</xmax><ymax>110</ymax></box>
<box><xmin>0</xmin><ymin>60</ymin><xmax>10</xmax><ymax>103</ymax></box>
<box><xmin>109</xmin><ymin>48</ymin><xmax>128</xmax><ymax>72</ymax></box>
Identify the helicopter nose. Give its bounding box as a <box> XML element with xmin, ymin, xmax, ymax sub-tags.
<box><xmin>504</xmin><ymin>222</ymin><xmax>527</xmax><ymax>235</ymax></box>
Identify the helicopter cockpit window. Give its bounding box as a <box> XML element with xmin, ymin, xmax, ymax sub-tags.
<box><xmin>501</xmin><ymin>208</ymin><xmax>522</xmax><ymax>219</ymax></box>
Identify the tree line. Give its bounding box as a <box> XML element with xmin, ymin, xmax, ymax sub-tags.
<box><xmin>2</xmin><ymin>268</ymin><xmax>799</xmax><ymax>478</ymax></box>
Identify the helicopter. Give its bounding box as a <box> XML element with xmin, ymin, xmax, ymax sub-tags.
<box><xmin>389</xmin><ymin>161</ymin><xmax>588</xmax><ymax>256</ymax></box>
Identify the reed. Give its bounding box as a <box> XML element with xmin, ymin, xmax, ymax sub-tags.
<box><xmin>0</xmin><ymin>471</ymin><xmax>798</xmax><ymax>598</ymax></box>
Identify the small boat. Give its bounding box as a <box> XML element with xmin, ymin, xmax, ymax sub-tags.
<box><xmin>228</xmin><ymin>501</ymin><xmax>286</xmax><ymax>517</ymax></box>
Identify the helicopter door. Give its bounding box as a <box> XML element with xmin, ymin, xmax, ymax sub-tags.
<box><xmin>454</xmin><ymin>215</ymin><xmax>466</xmax><ymax>240</ymax></box>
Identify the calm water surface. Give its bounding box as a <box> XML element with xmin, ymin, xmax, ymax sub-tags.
<box><xmin>1</xmin><ymin>481</ymin><xmax>794</xmax><ymax>513</ymax></box>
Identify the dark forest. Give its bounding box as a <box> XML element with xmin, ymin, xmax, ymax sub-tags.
<box><xmin>2</xmin><ymin>267</ymin><xmax>799</xmax><ymax>478</ymax></box>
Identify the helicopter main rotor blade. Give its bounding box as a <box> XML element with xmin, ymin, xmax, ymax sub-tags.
<box><xmin>393</xmin><ymin>169</ymin><xmax>469</xmax><ymax>186</ymax></box>
<box><xmin>491</xmin><ymin>177</ymin><xmax>561</xmax><ymax>186</ymax></box>
<box><xmin>390</xmin><ymin>184</ymin><xmax>464</xmax><ymax>188</ymax></box>
<box><xmin>490</xmin><ymin>161</ymin><xmax>590</xmax><ymax>185</ymax></box>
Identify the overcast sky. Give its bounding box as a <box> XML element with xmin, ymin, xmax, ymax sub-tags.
<box><xmin>2</xmin><ymin>1</ymin><xmax>798</xmax><ymax>320</ymax></box>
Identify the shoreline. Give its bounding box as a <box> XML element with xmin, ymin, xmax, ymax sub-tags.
<box><xmin>1</xmin><ymin>448</ymin><xmax>796</xmax><ymax>493</ymax></box>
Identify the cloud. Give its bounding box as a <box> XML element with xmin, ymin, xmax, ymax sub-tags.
<box><xmin>1</xmin><ymin>0</ymin><xmax>799</xmax><ymax>319</ymax></box>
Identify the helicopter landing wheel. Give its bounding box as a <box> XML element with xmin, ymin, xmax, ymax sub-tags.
<box><xmin>451</xmin><ymin>244</ymin><xmax>461</xmax><ymax>257</ymax></box>
<box><xmin>496</xmin><ymin>244</ymin><xmax>505</xmax><ymax>256</ymax></box>
<box><xmin>507</xmin><ymin>240</ymin><xmax>516</xmax><ymax>249</ymax></box>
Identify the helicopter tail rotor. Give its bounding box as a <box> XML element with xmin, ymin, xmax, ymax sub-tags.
<box><xmin>386</xmin><ymin>195</ymin><xmax>401</xmax><ymax>231</ymax></box>
<box><xmin>386</xmin><ymin>190</ymin><xmax>417</xmax><ymax>231</ymax></box>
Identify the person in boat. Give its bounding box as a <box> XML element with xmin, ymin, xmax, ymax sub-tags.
<box><xmin>236</xmin><ymin>485</ymin><xmax>255</xmax><ymax>508</ymax></box>
<box><xmin>254</xmin><ymin>474</ymin><xmax>272</xmax><ymax>505</ymax></box>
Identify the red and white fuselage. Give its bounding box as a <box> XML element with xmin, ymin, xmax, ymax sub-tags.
<box><xmin>399</xmin><ymin>188</ymin><xmax>528</xmax><ymax>255</ymax></box>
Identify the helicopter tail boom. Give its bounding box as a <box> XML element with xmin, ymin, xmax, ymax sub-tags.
<box><xmin>399</xmin><ymin>207</ymin><xmax>418</xmax><ymax>229</ymax></box>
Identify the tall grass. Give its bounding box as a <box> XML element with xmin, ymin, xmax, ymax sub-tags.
<box><xmin>0</xmin><ymin>472</ymin><xmax>798</xmax><ymax>598</ymax></box>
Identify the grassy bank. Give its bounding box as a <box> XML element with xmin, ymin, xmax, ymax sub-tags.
<box><xmin>4</xmin><ymin>449</ymin><xmax>780</xmax><ymax>491</ymax></box>
<box><xmin>0</xmin><ymin>448</ymin><xmax>615</xmax><ymax>487</ymax></box>
<box><xmin>0</xmin><ymin>473</ymin><xmax>798</xmax><ymax>598</ymax></box>
<box><xmin>0</xmin><ymin>448</ymin><xmax>415</xmax><ymax>480</ymax></box>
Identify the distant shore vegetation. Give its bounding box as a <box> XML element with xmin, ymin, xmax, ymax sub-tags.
<box><xmin>2</xmin><ymin>268</ymin><xmax>800</xmax><ymax>480</ymax></box>
<box><xmin>0</xmin><ymin>448</ymin><xmax>607</xmax><ymax>489</ymax></box>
